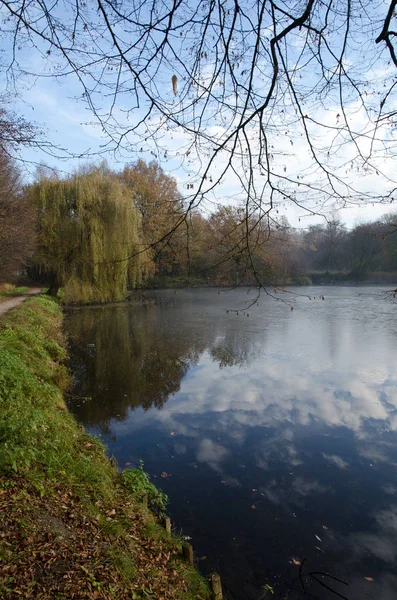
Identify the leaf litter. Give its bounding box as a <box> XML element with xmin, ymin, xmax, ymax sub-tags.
<box><xmin>0</xmin><ymin>477</ymin><xmax>208</xmax><ymax>600</ymax></box>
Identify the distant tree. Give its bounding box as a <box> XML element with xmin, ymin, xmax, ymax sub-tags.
<box><xmin>346</xmin><ymin>221</ymin><xmax>388</xmax><ymax>279</ymax></box>
<box><xmin>302</xmin><ymin>219</ymin><xmax>346</xmax><ymax>273</ymax></box>
<box><xmin>0</xmin><ymin>152</ymin><xmax>35</xmax><ymax>282</ymax></box>
<box><xmin>28</xmin><ymin>168</ymin><xmax>148</xmax><ymax>302</ymax></box>
<box><xmin>122</xmin><ymin>161</ymin><xmax>180</xmax><ymax>236</ymax></box>
<box><xmin>204</xmin><ymin>206</ymin><xmax>292</xmax><ymax>286</ymax></box>
<box><xmin>320</xmin><ymin>219</ymin><xmax>347</xmax><ymax>273</ymax></box>
<box><xmin>184</xmin><ymin>212</ymin><xmax>213</xmax><ymax>278</ymax></box>
<box><xmin>121</xmin><ymin>160</ymin><xmax>186</xmax><ymax>278</ymax></box>
<box><xmin>378</xmin><ymin>214</ymin><xmax>397</xmax><ymax>272</ymax></box>
<box><xmin>346</xmin><ymin>222</ymin><xmax>382</xmax><ymax>276</ymax></box>
<box><xmin>0</xmin><ymin>106</ymin><xmax>42</xmax><ymax>282</ymax></box>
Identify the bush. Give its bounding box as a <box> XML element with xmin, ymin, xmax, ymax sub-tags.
<box><xmin>8</xmin><ymin>286</ymin><xmax>29</xmax><ymax>295</ymax></box>
<box><xmin>293</xmin><ymin>275</ymin><xmax>312</xmax><ymax>285</ymax></box>
<box><xmin>121</xmin><ymin>462</ymin><xmax>168</xmax><ymax>514</ymax></box>
<box><xmin>0</xmin><ymin>283</ymin><xmax>15</xmax><ymax>294</ymax></box>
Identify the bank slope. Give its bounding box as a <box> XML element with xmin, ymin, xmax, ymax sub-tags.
<box><xmin>0</xmin><ymin>297</ymin><xmax>209</xmax><ymax>600</ymax></box>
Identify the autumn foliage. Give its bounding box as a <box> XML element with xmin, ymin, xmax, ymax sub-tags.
<box><xmin>0</xmin><ymin>152</ymin><xmax>35</xmax><ymax>283</ymax></box>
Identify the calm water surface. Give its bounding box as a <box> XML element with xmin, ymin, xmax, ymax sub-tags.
<box><xmin>65</xmin><ymin>287</ymin><xmax>397</xmax><ymax>600</ymax></box>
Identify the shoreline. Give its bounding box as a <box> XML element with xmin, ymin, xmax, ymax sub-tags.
<box><xmin>0</xmin><ymin>297</ymin><xmax>212</xmax><ymax>599</ymax></box>
<box><xmin>59</xmin><ymin>280</ymin><xmax>397</xmax><ymax>310</ymax></box>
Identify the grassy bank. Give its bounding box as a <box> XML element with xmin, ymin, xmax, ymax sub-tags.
<box><xmin>0</xmin><ymin>284</ymin><xmax>30</xmax><ymax>302</ymax></box>
<box><xmin>0</xmin><ymin>297</ymin><xmax>210</xmax><ymax>600</ymax></box>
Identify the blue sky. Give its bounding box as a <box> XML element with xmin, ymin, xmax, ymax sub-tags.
<box><xmin>1</xmin><ymin>0</ymin><xmax>396</xmax><ymax>229</ymax></box>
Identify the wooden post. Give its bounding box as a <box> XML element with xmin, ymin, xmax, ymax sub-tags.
<box><xmin>182</xmin><ymin>543</ymin><xmax>194</xmax><ymax>565</ymax></box>
<box><xmin>164</xmin><ymin>516</ymin><xmax>171</xmax><ymax>536</ymax></box>
<box><xmin>210</xmin><ymin>573</ymin><xmax>223</xmax><ymax>600</ymax></box>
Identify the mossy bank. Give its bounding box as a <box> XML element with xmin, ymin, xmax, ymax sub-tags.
<box><xmin>0</xmin><ymin>296</ymin><xmax>210</xmax><ymax>600</ymax></box>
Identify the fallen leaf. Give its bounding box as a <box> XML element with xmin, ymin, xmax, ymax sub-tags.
<box><xmin>84</xmin><ymin>442</ymin><xmax>92</xmax><ymax>447</ymax></box>
<box><xmin>125</xmin><ymin>462</ymin><xmax>132</xmax><ymax>466</ymax></box>
<box><xmin>252</xmin><ymin>488</ymin><xmax>258</xmax><ymax>492</ymax></box>
<box><xmin>251</xmin><ymin>505</ymin><xmax>256</xmax><ymax>510</ymax></box>
<box><xmin>170</xmin><ymin>432</ymin><xmax>175</xmax><ymax>436</ymax></box>
<box><xmin>290</xmin><ymin>557</ymin><xmax>301</xmax><ymax>565</ymax></box>
<box><xmin>322</xmin><ymin>525</ymin><xmax>328</xmax><ymax>530</ymax></box>
<box><xmin>199</xmin><ymin>556</ymin><xmax>207</xmax><ymax>560</ymax></box>
<box><xmin>364</xmin><ymin>577</ymin><xmax>374</xmax><ymax>582</ymax></box>
<box><xmin>161</xmin><ymin>472</ymin><xmax>169</xmax><ymax>479</ymax></box>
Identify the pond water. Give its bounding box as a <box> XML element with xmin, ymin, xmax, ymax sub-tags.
<box><xmin>65</xmin><ymin>287</ymin><xmax>397</xmax><ymax>600</ymax></box>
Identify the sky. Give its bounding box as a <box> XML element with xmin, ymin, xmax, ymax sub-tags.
<box><xmin>0</xmin><ymin>0</ymin><xmax>396</xmax><ymax>230</ymax></box>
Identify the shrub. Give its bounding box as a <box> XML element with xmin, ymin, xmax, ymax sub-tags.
<box><xmin>121</xmin><ymin>462</ymin><xmax>168</xmax><ymax>514</ymax></box>
<box><xmin>293</xmin><ymin>275</ymin><xmax>312</xmax><ymax>285</ymax></box>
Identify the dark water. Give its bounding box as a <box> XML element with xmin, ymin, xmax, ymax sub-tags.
<box><xmin>65</xmin><ymin>287</ymin><xmax>397</xmax><ymax>600</ymax></box>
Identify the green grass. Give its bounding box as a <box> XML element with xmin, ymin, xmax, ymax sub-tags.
<box><xmin>0</xmin><ymin>285</ymin><xmax>30</xmax><ymax>302</ymax></box>
<box><xmin>0</xmin><ymin>297</ymin><xmax>132</xmax><ymax>501</ymax></box>
<box><xmin>7</xmin><ymin>286</ymin><xmax>30</xmax><ymax>295</ymax></box>
<box><xmin>0</xmin><ymin>297</ymin><xmax>210</xmax><ymax>599</ymax></box>
<box><xmin>121</xmin><ymin>461</ymin><xmax>168</xmax><ymax>514</ymax></box>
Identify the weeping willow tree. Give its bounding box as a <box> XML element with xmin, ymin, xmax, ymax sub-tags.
<box><xmin>28</xmin><ymin>169</ymin><xmax>151</xmax><ymax>303</ymax></box>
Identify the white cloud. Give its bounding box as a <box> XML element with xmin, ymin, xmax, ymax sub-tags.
<box><xmin>322</xmin><ymin>454</ymin><xmax>349</xmax><ymax>469</ymax></box>
<box><xmin>196</xmin><ymin>438</ymin><xmax>228</xmax><ymax>465</ymax></box>
<box><xmin>349</xmin><ymin>505</ymin><xmax>397</xmax><ymax>563</ymax></box>
<box><xmin>291</xmin><ymin>476</ymin><xmax>329</xmax><ymax>496</ymax></box>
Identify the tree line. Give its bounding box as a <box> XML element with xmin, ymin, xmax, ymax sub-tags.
<box><xmin>296</xmin><ymin>217</ymin><xmax>397</xmax><ymax>282</ymax></box>
<box><xmin>0</xmin><ymin>1</ymin><xmax>396</xmax><ymax>303</ymax></box>
<box><xmin>1</xmin><ymin>148</ymin><xmax>397</xmax><ymax>302</ymax></box>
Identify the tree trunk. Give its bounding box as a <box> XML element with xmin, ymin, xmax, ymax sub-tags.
<box><xmin>46</xmin><ymin>273</ymin><xmax>59</xmax><ymax>297</ymax></box>
<box><xmin>47</xmin><ymin>284</ymin><xmax>59</xmax><ymax>297</ymax></box>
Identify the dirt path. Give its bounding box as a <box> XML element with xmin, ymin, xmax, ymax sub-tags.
<box><xmin>0</xmin><ymin>288</ymin><xmax>43</xmax><ymax>318</ymax></box>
